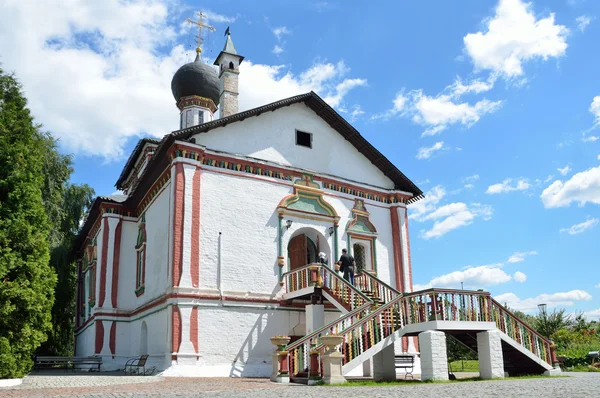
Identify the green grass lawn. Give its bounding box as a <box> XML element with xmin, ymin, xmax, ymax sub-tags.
<box><xmin>449</xmin><ymin>359</ymin><xmax>479</xmax><ymax>372</ymax></box>
<box><xmin>322</xmin><ymin>375</ymin><xmax>566</xmax><ymax>387</ymax></box>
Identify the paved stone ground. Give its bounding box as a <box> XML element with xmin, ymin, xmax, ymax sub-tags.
<box><xmin>2</xmin><ymin>372</ymin><xmax>598</xmax><ymax>397</ymax></box>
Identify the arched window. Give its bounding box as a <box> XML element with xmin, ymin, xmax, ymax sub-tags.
<box><xmin>140</xmin><ymin>321</ymin><xmax>148</xmax><ymax>355</ymax></box>
<box><xmin>229</xmin><ymin>61</ymin><xmax>234</xmax><ymax>70</ymax></box>
<box><xmin>353</xmin><ymin>243</ymin><xmax>366</xmax><ymax>274</ymax></box>
<box><xmin>135</xmin><ymin>214</ymin><xmax>147</xmax><ymax>296</ymax></box>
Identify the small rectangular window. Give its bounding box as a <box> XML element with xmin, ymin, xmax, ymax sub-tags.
<box><xmin>296</xmin><ymin>130</ymin><xmax>312</xmax><ymax>148</ymax></box>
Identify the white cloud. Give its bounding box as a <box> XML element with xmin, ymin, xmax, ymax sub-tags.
<box><xmin>463</xmin><ymin>0</ymin><xmax>569</xmax><ymax>78</ymax></box>
<box><xmin>420</xmin><ymin>202</ymin><xmax>493</xmax><ymax>239</ymax></box>
<box><xmin>540</xmin><ymin>165</ymin><xmax>600</xmax><ymax>207</ymax></box>
<box><xmin>203</xmin><ymin>10</ymin><xmax>238</xmax><ymax>24</ymax></box>
<box><xmin>415</xmin><ymin>264</ymin><xmax>512</xmax><ymax>290</ymax></box>
<box><xmin>371</xmin><ymin>92</ymin><xmax>407</xmax><ymax>120</ymax></box>
<box><xmin>272</xmin><ymin>26</ymin><xmax>291</xmax><ymax>41</ymax></box>
<box><xmin>544</xmin><ymin>174</ymin><xmax>554</xmax><ymax>183</ymax></box>
<box><xmin>409</xmin><ymin>185</ymin><xmax>492</xmax><ymax>238</ymax></box>
<box><xmin>238</xmin><ymin>60</ymin><xmax>366</xmax><ymax>113</ymax></box>
<box><xmin>463</xmin><ymin>174</ymin><xmax>480</xmax><ymax>183</ymax></box>
<box><xmin>557</xmin><ymin>165</ymin><xmax>571</xmax><ymax>176</ymax></box>
<box><xmin>0</xmin><ymin>2</ymin><xmax>368</xmax><ymax>159</ymax></box>
<box><xmin>323</xmin><ymin>78</ymin><xmax>368</xmax><ymax>108</ymax></box>
<box><xmin>576</xmin><ymin>15</ymin><xmax>592</xmax><ymax>32</ymax></box>
<box><xmin>596</xmin><ymin>283</ymin><xmax>600</xmax><ymax>288</ymax></box>
<box><xmin>272</xmin><ymin>45</ymin><xmax>284</xmax><ymax>55</ymax></box>
<box><xmin>591</xmin><ymin>96</ymin><xmax>600</xmax><ymax>125</ymax></box>
<box><xmin>409</xmin><ymin>185</ymin><xmax>446</xmax><ymax>221</ymax></box>
<box><xmin>513</xmin><ymin>271</ymin><xmax>527</xmax><ymax>283</ymax></box>
<box><xmin>583</xmin><ymin>135</ymin><xmax>599</xmax><ymax>143</ymax></box>
<box><xmin>486</xmin><ymin>178</ymin><xmax>531</xmax><ymax>194</ymax></box>
<box><xmin>413</xmin><ymin>91</ymin><xmax>502</xmax><ymax>136</ymax></box>
<box><xmin>560</xmin><ymin>217</ymin><xmax>599</xmax><ymax>235</ymax></box>
<box><xmin>507</xmin><ymin>250</ymin><xmax>537</xmax><ymax>263</ymax></box>
<box><xmin>416</xmin><ymin>141</ymin><xmax>445</xmax><ymax>160</ymax></box>
<box><xmin>417</xmin><ymin>179</ymin><xmax>431</xmax><ymax>186</ymax></box>
<box><xmin>350</xmin><ymin>105</ymin><xmax>365</xmax><ymax>122</ymax></box>
<box><xmin>495</xmin><ymin>290</ymin><xmax>592</xmax><ymax>312</ymax></box>
<box><xmin>373</xmin><ymin>87</ymin><xmax>502</xmax><ymax>135</ymax></box>
<box><xmin>463</xmin><ymin>174</ymin><xmax>480</xmax><ymax>189</ymax></box>
<box><xmin>584</xmin><ymin>308</ymin><xmax>600</xmax><ymax>320</ymax></box>
<box><xmin>448</xmin><ymin>76</ymin><xmax>496</xmax><ymax>97</ymax></box>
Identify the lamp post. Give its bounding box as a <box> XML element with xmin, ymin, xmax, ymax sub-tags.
<box><xmin>538</xmin><ymin>303</ymin><xmax>549</xmax><ymax>338</ymax></box>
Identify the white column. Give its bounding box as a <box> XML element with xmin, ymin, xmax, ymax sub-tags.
<box><xmin>322</xmin><ymin>351</ymin><xmax>346</xmax><ymax>384</ymax></box>
<box><xmin>180</xmin><ymin>164</ymin><xmax>197</xmax><ymax>288</ymax></box>
<box><xmin>372</xmin><ymin>344</ymin><xmax>396</xmax><ymax>381</ymax></box>
<box><xmin>397</xmin><ymin>206</ymin><xmax>411</xmax><ymax>293</ymax></box>
<box><xmin>305</xmin><ymin>304</ymin><xmax>325</xmax><ymax>335</ymax></box>
<box><xmin>177</xmin><ymin>306</ymin><xmax>196</xmax><ymax>365</ymax></box>
<box><xmin>477</xmin><ymin>330</ymin><xmax>505</xmax><ymax>379</ymax></box>
<box><xmin>100</xmin><ymin>320</ymin><xmax>112</xmax><ymax>356</ymax></box>
<box><xmin>419</xmin><ymin>331</ymin><xmax>449</xmax><ymax>381</ymax></box>
<box><xmin>362</xmin><ymin>359</ymin><xmax>372</xmax><ymax>377</ymax></box>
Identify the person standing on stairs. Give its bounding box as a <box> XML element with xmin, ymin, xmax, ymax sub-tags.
<box><xmin>338</xmin><ymin>248</ymin><xmax>355</xmax><ymax>285</ymax></box>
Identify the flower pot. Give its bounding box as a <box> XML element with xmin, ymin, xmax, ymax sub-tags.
<box><xmin>319</xmin><ymin>335</ymin><xmax>344</xmax><ymax>352</ymax></box>
<box><xmin>270</xmin><ymin>336</ymin><xmax>291</xmax><ymax>351</ymax></box>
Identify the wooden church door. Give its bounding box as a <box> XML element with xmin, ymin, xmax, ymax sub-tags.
<box><xmin>289</xmin><ymin>234</ymin><xmax>307</xmax><ymax>271</ymax></box>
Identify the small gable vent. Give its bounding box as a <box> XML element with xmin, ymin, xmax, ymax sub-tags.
<box><xmin>296</xmin><ymin>130</ymin><xmax>312</xmax><ymax>148</ymax></box>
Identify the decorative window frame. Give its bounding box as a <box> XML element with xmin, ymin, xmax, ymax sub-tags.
<box><xmin>135</xmin><ymin>214</ymin><xmax>147</xmax><ymax>297</ymax></box>
<box><xmin>346</xmin><ymin>199</ymin><xmax>378</xmax><ymax>274</ymax></box>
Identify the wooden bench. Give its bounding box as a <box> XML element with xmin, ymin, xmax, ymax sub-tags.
<box><xmin>71</xmin><ymin>356</ymin><xmax>102</xmax><ymax>372</ymax></box>
<box><xmin>395</xmin><ymin>355</ymin><xmax>415</xmax><ymax>379</ymax></box>
<box><xmin>34</xmin><ymin>356</ymin><xmax>102</xmax><ymax>372</ymax></box>
<box><xmin>34</xmin><ymin>356</ymin><xmax>72</xmax><ymax>371</ymax></box>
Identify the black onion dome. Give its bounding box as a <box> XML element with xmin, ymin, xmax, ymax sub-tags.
<box><xmin>171</xmin><ymin>56</ymin><xmax>220</xmax><ymax>106</ymax></box>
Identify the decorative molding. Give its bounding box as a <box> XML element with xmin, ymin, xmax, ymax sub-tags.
<box><xmin>346</xmin><ymin>199</ymin><xmax>377</xmax><ymax>236</ymax></box>
<box><xmin>177</xmin><ymin>95</ymin><xmax>217</xmax><ymax>113</ymax></box>
<box><xmin>277</xmin><ymin>174</ymin><xmax>339</xmax><ymax>219</ymax></box>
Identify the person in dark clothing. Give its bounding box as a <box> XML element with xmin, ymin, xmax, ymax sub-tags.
<box><xmin>338</xmin><ymin>248</ymin><xmax>355</xmax><ymax>285</ymax></box>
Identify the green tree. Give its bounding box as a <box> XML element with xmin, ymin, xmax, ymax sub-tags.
<box><xmin>534</xmin><ymin>308</ymin><xmax>573</xmax><ymax>340</ymax></box>
<box><xmin>38</xmin><ymin>183</ymin><xmax>94</xmax><ymax>356</ymax></box>
<box><xmin>0</xmin><ymin>69</ymin><xmax>57</xmax><ymax>378</ymax></box>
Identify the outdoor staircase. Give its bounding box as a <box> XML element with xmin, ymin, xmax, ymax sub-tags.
<box><xmin>281</xmin><ymin>264</ymin><xmax>556</xmax><ymax>382</ymax></box>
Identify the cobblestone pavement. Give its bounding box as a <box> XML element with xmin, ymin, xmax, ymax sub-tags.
<box><xmin>2</xmin><ymin>372</ymin><xmax>599</xmax><ymax>397</ymax></box>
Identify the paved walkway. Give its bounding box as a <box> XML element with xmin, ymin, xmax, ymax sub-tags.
<box><xmin>2</xmin><ymin>372</ymin><xmax>599</xmax><ymax>397</ymax></box>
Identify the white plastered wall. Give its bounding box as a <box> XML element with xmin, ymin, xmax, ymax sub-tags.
<box><xmin>195</xmin><ymin>306</ymin><xmax>341</xmax><ymax>377</ymax></box>
<box><xmin>192</xmin><ymin>103</ymin><xmax>395</xmax><ymax>189</ymax></box>
<box><xmin>117</xmin><ymin>185</ymin><xmax>171</xmax><ymax>311</ymax></box>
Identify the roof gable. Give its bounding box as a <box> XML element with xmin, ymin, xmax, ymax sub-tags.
<box><xmin>172</xmin><ymin>91</ymin><xmax>422</xmax><ymax>198</ymax></box>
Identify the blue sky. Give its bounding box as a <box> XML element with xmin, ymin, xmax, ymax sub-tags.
<box><xmin>0</xmin><ymin>0</ymin><xmax>598</xmax><ymax>317</ymax></box>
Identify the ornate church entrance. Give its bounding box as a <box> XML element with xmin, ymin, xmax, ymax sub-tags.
<box><xmin>288</xmin><ymin>234</ymin><xmax>317</xmax><ymax>271</ymax></box>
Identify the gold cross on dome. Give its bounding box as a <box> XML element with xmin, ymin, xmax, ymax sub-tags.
<box><xmin>186</xmin><ymin>11</ymin><xmax>216</xmax><ymax>57</ymax></box>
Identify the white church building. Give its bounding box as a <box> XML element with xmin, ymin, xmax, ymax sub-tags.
<box><xmin>75</xmin><ymin>25</ymin><xmax>558</xmax><ymax>381</ymax></box>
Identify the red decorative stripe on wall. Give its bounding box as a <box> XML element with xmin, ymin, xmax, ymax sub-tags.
<box><xmin>111</xmin><ymin>220</ymin><xmax>122</xmax><ymax>308</ymax></box>
<box><xmin>172</xmin><ymin>163</ymin><xmax>185</xmax><ymax>286</ymax></box>
<box><xmin>99</xmin><ymin>218</ymin><xmax>109</xmax><ymax>307</ymax></box>
<box><xmin>172</xmin><ymin>306</ymin><xmax>182</xmax><ymax>355</ymax></box>
<box><xmin>190</xmin><ymin>307</ymin><xmax>199</xmax><ymax>353</ymax></box>
<box><xmin>390</xmin><ymin>206</ymin><xmax>404</xmax><ymax>292</ymax></box>
<box><xmin>109</xmin><ymin>322</ymin><xmax>116</xmax><ymax>356</ymax></box>
<box><xmin>95</xmin><ymin>320</ymin><xmax>104</xmax><ymax>354</ymax></box>
<box><xmin>191</xmin><ymin>168</ymin><xmax>200</xmax><ymax>287</ymax></box>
